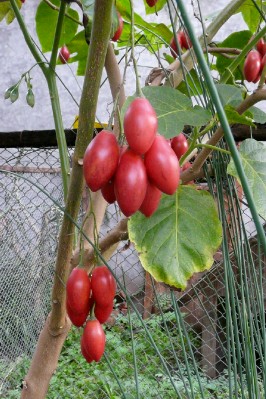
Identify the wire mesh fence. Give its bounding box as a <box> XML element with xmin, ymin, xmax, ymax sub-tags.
<box><xmin>0</xmin><ymin>142</ymin><xmax>265</xmax><ymax>398</ymax></box>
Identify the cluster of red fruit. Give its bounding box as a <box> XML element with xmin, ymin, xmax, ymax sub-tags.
<box><xmin>83</xmin><ymin>97</ymin><xmax>190</xmax><ymax>218</ymax></box>
<box><xmin>243</xmin><ymin>38</ymin><xmax>266</xmax><ymax>83</ymax></box>
<box><xmin>170</xmin><ymin>30</ymin><xmax>192</xmax><ymax>58</ymax></box>
<box><xmin>66</xmin><ymin>266</ymin><xmax>116</xmax><ymax>363</ymax></box>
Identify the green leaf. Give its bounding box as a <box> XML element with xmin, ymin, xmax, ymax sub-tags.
<box><xmin>122</xmin><ymin>87</ymin><xmax>211</xmax><ymax>139</ymax></box>
<box><xmin>216</xmin><ymin>84</ymin><xmax>244</xmax><ymax>107</ymax></box>
<box><xmin>35</xmin><ymin>0</ymin><xmax>79</xmax><ymax>53</ymax></box>
<box><xmin>249</xmin><ymin>106</ymin><xmax>266</xmax><ymax>124</ymax></box>
<box><xmin>228</xmin><ymin>138</ymin><xmax>266</xmax><ymax>219</ymax></box>
<box><xmin>215</xmin><ymin>31</ymin><xmax>252</xmax><ymax>81</ymax></box>
<box><xmin>128</xmin><ymin>186</ymin><xmax>222</xmax><ymax>290</ymax></box>
<box><xmin>224</xmin><ymin>105</ymin><xmax>255</xmax><ymax>126</ymax></box>
<box><xmin>236</xmin><ymin>0</ymin><xmax>261</xmax><ymax>33</ymax></box>
<box><xmin>144</xmin><ymin>0</ymin><xmax>167</xmax><ymax>15</ymax></box>
<box><xmin>0</xmin><ymin>0</ymin><xmax>22</xmax><ymax>24</ymax></box>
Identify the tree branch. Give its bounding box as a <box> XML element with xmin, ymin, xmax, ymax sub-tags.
<box><xmin>71</xmin><ymin>218</ymin><xmax>129</xmax><ymax>268</ymax></box>
<box><xmin>70</xmin><ymin>42</ymin><xmax>126</xmax><ymax>270</ymax></box>
<box><xmin>21</xmin><ymin>2</ymin><xmax>114</xmax><ymax>398</ymax></box>
<box><xmin>181</xmin><ymin>88</ymin><xmax>266</xmax><ymax>184</ymax></box>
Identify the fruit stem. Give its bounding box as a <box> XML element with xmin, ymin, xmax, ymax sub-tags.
<box><xmin>196</xmin><ymin>143</ymin><xmax>231</xmax><ymax>155</ymax></box>
<box><xmin>129</xmin><ymin>0</ymin><xmax>143</xmax><ymax>98</ymax></box>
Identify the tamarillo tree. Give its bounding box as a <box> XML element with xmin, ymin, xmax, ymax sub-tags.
<box><xmin>1</xmin><ymin>0</ymin><xmax>266</xmax><ymax>397</ymax></box>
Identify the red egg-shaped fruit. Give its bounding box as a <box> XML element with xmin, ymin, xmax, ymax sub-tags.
<box><xmin>171</xmin><ymin>133</ymin><xmax>189</xmax><ymax>160</ymax></box>
<box><xmin>59</xmin><ymin>46</ymin><xmax>70</xmax><ymax>64</ymax></box>
<box><xmin>83</xmin><ymin>130</ymin><xmax>120</xmax><ymax>192</ymax></box>
<box><xmin>169</xmin><ymin>32</ymin><xmax>183</xmax><ymax>58</ymax></box>
<box><xmin>243</xmin><ymin>50</ymin><xmax>262</xmax><ymax>82</ymax></box>
<box><xmin>123</xmin><ymin>98</ymin><xmax>157</xmax><ymax>155</ymax></box>
<box><xmin>145</xmin><ymin>135</ymin><xmax>180</xmax><ymax>195</ymax></box>
<box><xmin>256</xmin><ymin>38</ymin><xmax>266</xmax><ymax>57</ymax></box>
<box><xmin>94</xmin><ymin>302</ymin><xmax>114</xmax><ymax>324</ymax></box>
<box><xmin>91</xmin><ymin>266</ymin><xmax>116</xmax><ymax>307</ymax></box>
<box><xmin>139</xmin><ymin>181</ymin><xmax>162</xmax><ymax>217</ymax></box>
<box><xmin>82</xmin><ymin>319</ymin><xmax>106</xmax><ymax>362</ymax></box>
<box><xmin>66</xmin><ymin>267</ymin><xmax>91</xmax><ymax>315</ymax></box>
<box><xmin>115</xmin><ymin>149</ymin><xmax>148</xmax><ymax>216</ymax></box>
<box><xmin>81</xmin><ymin>336</ymin><xmax>93</xmax><ymax>363</ymax></box>
<box><xmin>101</xmin><ymin>179</ymin><xmax>116</xmax><ymax>204</ymax></box>
<box><xmin>146</xmin><ymin>0</ymin><xmax>158</xmax><ymax>6</ymax></box>
<box><xmin>66</xmin><ymin>301</ymin><xmax>88</xmax><ymax>327</ymax></box>
<box><xmin>179</xmin><ymin>30</ymin><xmax>192</xmax><ymax>50</ymax></box>
<box><xmin>112</xmin><ymin>12</ymin><xmax>123</xmax><ymax>42</ymax></box>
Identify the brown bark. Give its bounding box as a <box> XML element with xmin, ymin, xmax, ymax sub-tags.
<box><xmin>21</xmin><ymin>316</ymin><xmax>72</xmax><ymax>399</ymax></box>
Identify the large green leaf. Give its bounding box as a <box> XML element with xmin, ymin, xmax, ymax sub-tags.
<box><xmin>228</xmin><ymin>138</ymin><xmax>266</xmax><ymax>219</ymax></box>
<box><xmin>36</xmin><ymin>0</ymin><xmax>79</xmax><ymax>52</ymax></box>
<box><xmin>128</xmin><ymin>186</ymin><xmax>222</xmax><ymax>290</ymax></box>
<box><xmin>215</xmin><ymin>31</ymin><xmax>252</xmax><ymax>82</ymax></box>
<box><xmin>0</xmin><ymin>0</ymin><xmax>22</xmax><ymax>24</ymax></box>
<box><xmin>236</xmin><ymin>0</ymin><xmax>261</xmax><ymax>33</ymax></box>
<box><xmin>122</xmin><ymin>86</ymin><xmax>211</xmax><ymax>139</ymax></box>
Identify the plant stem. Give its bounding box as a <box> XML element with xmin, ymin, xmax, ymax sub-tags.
<box><xmin>196</xmin><ymin>143</ymin><xmax>231</xmax><ymax>154</ymax></box>
<box><xmin>177</xmin><ymin>0</ymin><xmax>266</xmax><ymax>255</ymax></box>
<box><xmin>47</xmin><ymin>75</ymin><xmax>70</xmax><ymax>199</ymax></box>
<box><xmin>19</xmin><ymin>0</ymin><xmax>114</xmax><ymax>396</ymax></box>
<box><xmin>129</xmin><ymin>0</ymin><xmax>143</xmax><ymax>97</ymax></box>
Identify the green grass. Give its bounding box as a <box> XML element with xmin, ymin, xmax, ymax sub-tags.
<box><xmin>0</xmin><ymin>312</ymin><xmax>264</xmax><ymax>398</ymax></box>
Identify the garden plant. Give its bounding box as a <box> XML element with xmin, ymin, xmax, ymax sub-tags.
<box><xmin>1</xmin><ymin>0</ymin><xmax>266</xmax><ymax>398</ymax></box>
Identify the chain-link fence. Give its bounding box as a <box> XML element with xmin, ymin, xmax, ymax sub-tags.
<box><xmin>0</xmin><ymin>141</ymin><xmax>265</xmax><ymax>398</ymax></box>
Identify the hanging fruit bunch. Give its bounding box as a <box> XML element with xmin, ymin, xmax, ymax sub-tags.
<box><xmin>66</xmin><ymin>265</ymin><xmax>116</xmax><ymax>363</ymax></box>
<box><xmin>83</xmin><ymin>97</ymin><xmax>189</xmax><ymax>218</ymax></box>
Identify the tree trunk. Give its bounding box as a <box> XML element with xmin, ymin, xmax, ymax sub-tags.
<box><xmin>20</xmin><ymin>1</ymin><xmax>114</xmax><ymax>397</ymax></box>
